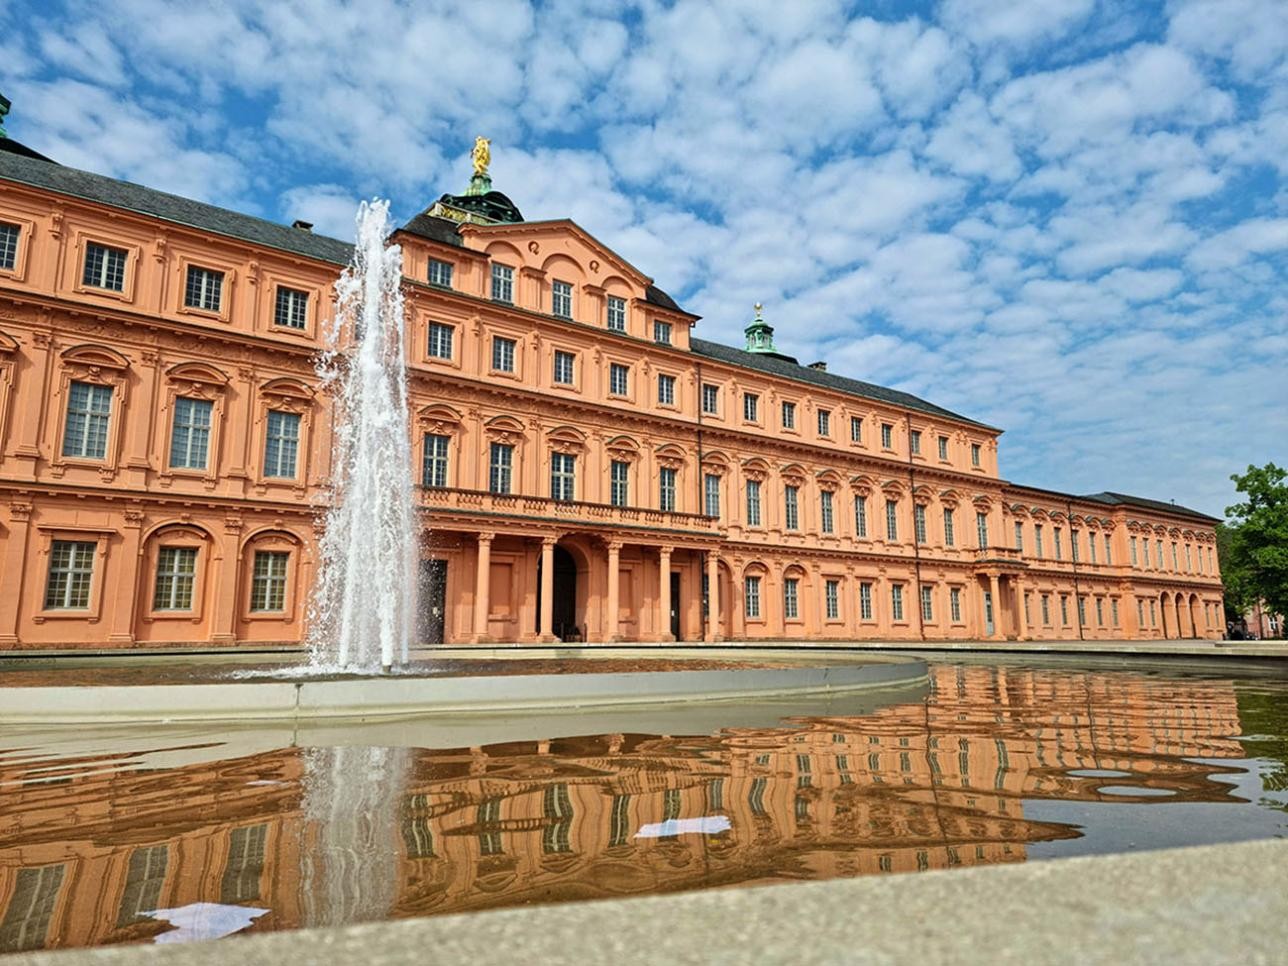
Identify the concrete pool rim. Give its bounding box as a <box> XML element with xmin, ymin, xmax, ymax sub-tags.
<box><xmin>0</xmin><ymin>655</ymin><xmax>928</xmax><ymax>724</ymax></box>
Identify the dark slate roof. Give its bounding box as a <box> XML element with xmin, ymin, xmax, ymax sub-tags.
<box><xmin>0</xmin><ymin>150</ymin><xmax>354</xmax><ymax>265</ymax></box>
<box><xmin>398</xmin><ymin>212</ymin><xmax>464</xmax><ymax>248</ymax></box>
<box><xmin>645</xmin><ymin>284</ymin><xmax>683</xmax><ymax>313</ymax></box>
<box><xmin>1079</xmin><ymin>491</ymin><xmax>1219</xmax><ymax>523</ymax></box>
<box><xmin>690</xmin><ymin>337</ymin><xmax>993</xmax><ymax>429</ymax></box>
<box><xmin>0</xmin><ymin>137</ymin><xmax>55</xmax><ymax>163</ymax></box>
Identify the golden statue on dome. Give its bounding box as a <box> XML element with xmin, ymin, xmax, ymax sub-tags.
<box><xmin>472</xmin><ymin>136</ymin><xmax>491</xmax><ymax>178</ymax></box>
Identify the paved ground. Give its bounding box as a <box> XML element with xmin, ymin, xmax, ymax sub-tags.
<box><xmin>11</xmin><ymin>838</ymin><xmax>1287</xmax><ymax>965</ymax></box>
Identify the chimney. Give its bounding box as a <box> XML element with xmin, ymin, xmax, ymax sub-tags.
<box><xmin>291</xmin><ymin>219</ymin><xmax>314</xmax><ymax>232</ymax></box>
<box><xmin>808</xmin><ymin>361</ymin><xmax>827</xmax><ymax>372</ymax></box>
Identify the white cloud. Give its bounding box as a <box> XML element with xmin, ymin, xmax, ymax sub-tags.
<box><xmin>941</xmin><ymin>0</ymin><xmax>1096</xmax><ymax>49</ymax></box>
<box><xmin>1186</xmin><ymin>218</ymin><xmax>1288</xmax><ymax>271</ymax></box>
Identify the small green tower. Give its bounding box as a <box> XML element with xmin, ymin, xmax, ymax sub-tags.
<box><xmin>744</xmin><ymin>303</ymin><xmax>777</xmax><ymax>353</ymax></box>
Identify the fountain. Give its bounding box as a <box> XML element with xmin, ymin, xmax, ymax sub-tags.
<box><xmin>307</xmin><ymin>199</ymin><xmax>417</xmax><ymax>672</ymax></box>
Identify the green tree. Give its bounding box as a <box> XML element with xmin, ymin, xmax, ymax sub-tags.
<box><xmin>1223</xmin><ymin>463</ymin><xmax>1288</xmax><ymax>624</ymax></box>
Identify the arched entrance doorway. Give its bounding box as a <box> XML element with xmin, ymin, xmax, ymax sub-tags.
<box><xmin>1189</xmin><ymin>594</ymin><xmax>1202</xmax><ymax>639</ymax></box>
<box><xmin>536</xmin><ymin>545</ymin><xmax>582</xmax><ymax>641</ymax></box>
<box><xmin>1160</xmin><ymin>592</ymin><xmax>1172</xmax><ymax>639</ymax></box>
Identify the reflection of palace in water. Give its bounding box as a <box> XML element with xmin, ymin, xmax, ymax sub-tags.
<box><xmin>0</xmin><ymin>666</ymin><xmax>1251</xmax><ymax>953</ymax></box>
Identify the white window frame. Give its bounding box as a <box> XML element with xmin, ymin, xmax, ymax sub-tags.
<box><xmin>491</xmin><ymin>263</ymin><xmax>514</xmax><ymax>303</ymax></box>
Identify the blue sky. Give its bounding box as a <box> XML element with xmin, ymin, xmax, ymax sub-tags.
<box><xmin>2</xmin><ymin>0</ymin><xmax>1285</xmax><ymax>517</ymax></box>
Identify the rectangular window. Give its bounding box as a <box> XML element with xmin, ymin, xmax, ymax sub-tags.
<box><xmin>1071</xmin><ymin>529</ymin><xmax>1081</xmax><ymax>562</ymax></box>
<box><xmin>44</xmin><ymin>540</ymin><xmax>96</xmax><ymax>609</ymax></box>
<box><xmin>784</xmin><ymin>578</ymin><xmax>799</xmax><ymax>619</ymax></box>
<box><xmin>886</xmin><ymin>499</ymin><xmax>898</xmax><ymax>542</ymax></box>
<box><xmin>970</xmin><ymin>443</ymin><xmax>982</xmax><ymax>467</ymax></box>
<box><xmin>1111</xmin><ymin>598</ymin><xmax>1119</xmax><ymax>626</ymax></box>
<box><xmin>553</xmin><ymin>349</ymin><xmax>575</xmax><ymax>385</ymax></box>
<box><xmin>909</xmin><ymin>429</ymin><xmax>921</xmax><ymax>454</ymax></box>
<box><xmin>943</xmin><ymin>508</ymin><xmax>955</xmax><ymax>547</ymax></box>
<box><xmin>609</xmin><ymin>363</ymin><xmax>629</xmax><ymax>396</ymax></box>
<box><xmin>1035</xmin><ymin>524</ymin><xmax>1045</xmax><ymax>557</ymax></box>
<box><xmin>606</xmin><ymin>295</ymin><xmax>626</xmax><ymax>331</ymax></box>
<box><xmin>1172</xmin><ymin>542</ymin><xmax>1179</xmax><ymax>570</ymax></box>
<box><xmin>489</xmin><ymin>443</ymin><xmax>512</xmax><ymax>494</ymax></box>
<box><xmin>701</xmin><ymin>383</ymin><xmax>719</xmax><ymax>414</ymax></box>
<box><xmin>1095</xmin><ymin>597</ymin><xmax>1104</xmax><ymax>625</ymax></box>
<box><xmin>492</xmin><ymin>336</ymin><xmax>516</xmax><ymax>372</ymax></box>
<box><xmin>817</xmin><ymin>409</ymin><xmax>831</xmax><ymax>436</ymax></box>
<box><xmin>891</xmin><ymin>584</ymin><xmax>904</xmax><ymax>622</ymax></box>
<box><xmin>184</xmin><ymin>265</ymin><xmax>223</xmax><ymax>312</ymax></box>
<box><xmin>743</xmin><ymin>393</ymin><xmax>759</xmax><ymax>422</ymax></box>
<box><xmin>491</xmin><ymin>263</ymin><xmax>513</xmax><ymax>303</ymax></box>
<box><xmin>610</xmin><ymin>460</ymin><xmax>629</xmax><ymax>507</ymax></box>
<box><xmin>746</xmin><ymin>480</ymin><xmax>762</xmax><ymax>526</ymax></box>
<box><xmin>1024</xmin><ymin>592</ymin><xmax>1032</xmax><ymax>626</ymax></box>
<box><xmin>1130</xmin><ymin>536</ymin><xmax>1138</xmax><ymax>565</ymax></box>
<box><xmin>62</xmin><ymin>381</ymin><xmax>113</xmax><ymax>459</ymax></box>
<box><xmin>153</xmin><ymin>547</ymin><xmax>197</xmax><ymax>611</ymax></box>
<box><xmin>826</xmin><ymin>579</ymin><xmax>840</xmax><ymax>620</ymax></box>
<box><xmin>781</xmin><ymin>401</ymin><xmax>795</xmax><ymax>429</ymax></box>
<box><xmin>855</xmin><ymin>496</ymin><xmax>868</xmax><ymax>538</ymax></box>
<box><xmin>914</xmin><ymin>505</ymin><xmax>927</xmax><ymax>544</ymax></box>
<box><xmin>659</xmin><ymin>466</ymin><xmax>677</xmax><ymax>512</ymax></box>
<box><xmin>950</xmin><ymin>587</ymin><xmax>962</xmax><ymax>622</ymax></box>
<box><xmin>859</xmin><ymin>582</ymin><xmax>873</xmax><ymax>620</ymax></box>
<box><xmin>744</xmin><ymin>575</ymin><xmax>761</xmax><ymax>619</ymax></box>
<box><xmin>657</xmin><ymin>373</ymin><xmax>676</xmax><ymax>405</ymax></box>
<box><xmin>704</xmin><ymin>473</ymin><xmax>720</xmax><ymax>518</ymax></box>
<box><xmin>1014</xmin><ymin>521</ymin><xmax>1023</xmax><ymax>552</ymax></box>
<box><xmin>1089</xmin><ymin>534</ymin><xmax>1097</xmax><ymax>563</ymax></box>
<box><xmin>1156</xmin><ymin>539</ymin><xmax>1164</xmax><ymax>569</ymax></box>
<box><xmin>0</xmin><ymin>221</ymin><xmax>18</xmax><ymax>270</ymax></box>
<box><xmin>274</xmin><ymin>286</ymin><xmax>308</xmax><ymax>329</ymax></box>
<box><xmin>551</xmin><ymin>452</ymin><xmax>575</xmax><ymax>502</ymax></box>
<box><xmin>1138</xmin><ymin>599</ymin><xmax>1146</xmax><ymax>626</ymax></box>
<box><xmin>820</xmin><ymin>491</ymin><xmax>834</xmax><ymax>534</ymax></box>
<box><xmin>1054</xmin><ymin>527</ymin><xmax>1063</xmax><ymax>561</ymax></box>
<box><xmin>1078</xmin><ymin>596</ymin><xmax>1087</xmax><ymax>626</ymax></box>
<box><xmin>938</xmin><ymin>435</ymin><xmax>949</xmax><ymax>460</ymax></box>
<box><xmin>83</xmin><ymin>241</ymin><xmax>127</xmax><ymax>291</ymax></box>
<box><xmin>264</xmin><ymin>411</ymin><xmax>301</xmax><ymax>478</ymax></box>
<box><xmin>1105</xmin><ymin>535</ymin><xmax>1112</xmax><ymax>565</ymax></box>
<box><xmin>653</xmin><ymin>320</ymin><xmax>672</xmax><ymax>344</ymax></box>
<box><xmin>920</xmin><ymin>585</ymin><xmax>933</xmax><ymax>622</ymax></box>
<box><xmin>851</xmin><ymin>416</ymin><xmax>863</xmax><ymax>443</ymax></box>
<box><xmin>428</xmin><ymin>258</ymin><xmax>453</xmax><ymax>288</ymax></box>
<box><xmin>551</xmin><ymin>280</ymin><xmax>572</xmax><ymax>318</ymax></box>
<box><xmin>1060</xmin><ymin>595</ymin><xmax>1069</xmax><ymax>625</ymax></box>
<box><xmin>881</xmin><ymin>423</ymin><xmax>893</xmax><ymax>448</ymax></box>
<box><xmin>784</xmin><ymin>485</ymin><xmax>799</xmax><ymax>531</ymax></box>
<box><xmin>250</xmin><ymin>551</ymin><xmax>289</xmax><ymax>612</ymax></box>
<box><xmin>1185</xmin><ymin>544</ymin><xmax>1192</xmax><ymax>571</ymax></box>
<box><xmin>169</xmin><ymin>397</ymin><xmax>213</xmax><ymax>470</ymax></box>
<box><xmin>1042</xmin><ymin>595</ymin><xmax>1051</xmax><ymax>625</ymax></box>
<box><xmin>422</xmin><ymin>433</ymin><xmax>450</xmax><ymax>488</ymax></box>
<box><xmin>427</xmin><ymin>322</ymin><xmax>454</xmax><ymax>359</ymax></box>
<box><xmin>976</xmin><ymin>512</ymin><xmax>989</xmax><ymax>549</ymax></box>
<box><xmin>1150</xmin><ymin>599</ymin><xmax>1157</xmax><ymax>624</ymax></box>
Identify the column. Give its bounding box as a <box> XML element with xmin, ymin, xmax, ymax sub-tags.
<box><xmin>1015</xmin><ymin>577</ymin><xmax>1028</xmax><ymax>641</ymax></box>
<box><xmin>107</xmin><ymin>508</ymin><xmax>145</xmax><ymax>644</ymax></box>
<box><xmin>1174</xmin><ymin>595</ymin><xmax>1184</xmax><ymax>641</ymax></box>
<box><xmin>658</xmin><ymin>546</ymin><xmax>673</xmax><ymax>642</ymax></box>
<box><xmin>606</xmin><ymin>540</ymin><xmax>621</xmax><ymax>642</ymax></box>
<box><xmin>539</xmin><ymin>536</ymin><xmax>556</xmax><ymax>643</ymax></box>
<box><xmin>210</xmin><ymin>516</ymin><xmax>243</xmax><ymax>644</ymax></box>
<box><xmin>473</xmin><ymin>532</ymin><xmax>493</xmax><ymax>643</ymax></box>
<box><xmin>706</xmin><ymin>552</ymin><xmax>720</xmax><ymax>642</ymax></box>
<box><xmin>0</xmin><ymin>501</ymin><xmax>33</xmax><ymax>644</ymax></box>
<box><xmin>988</xmin><ymin>574</ymin><xmax>1001</xmax><ymax>640</ymax></box>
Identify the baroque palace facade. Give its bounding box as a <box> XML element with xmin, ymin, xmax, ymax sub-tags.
<box><xmin>0</xmin><ymin>136</ymin><xmax>1225</xmax><ymax>650</ymax></box>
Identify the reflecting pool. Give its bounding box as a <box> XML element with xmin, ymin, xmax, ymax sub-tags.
<box><xmin>3</xmin><ymin>662</ymin><xmax>1287</xmax><ymax>953</ymax></box>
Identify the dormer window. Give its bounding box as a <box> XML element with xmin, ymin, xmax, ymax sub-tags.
<box><xmin>83</xmin><ymin>242</ymin><xmax>127</xmax><ymax>291</ymax></box>
<box><xmin>607</xmin><ymin>296</ymin><xmax>626</xmax><ymax>332</ymax></box>
<box><xmin>428</xmin><ymin>259</ymin><xmax>453</xmax><ymax>288</ymax></box>
<box><xmin>491</xmin><ymin>263</ymin><xmax>514</xmax><ymax>303</ymax></box>
<box><xmin>552</xmin><ymin>280</ymin><xmax>573</xmax><ymax>319</ymax></box>
<box><xmin>184</xmin><ymin>266</ymin><xmax>223</xmax><ymax>312</ymax></box>
<box><xmin>653</xmin><ymin>320</ymin><xmax>672</xmax><ymax>345</ymax></box>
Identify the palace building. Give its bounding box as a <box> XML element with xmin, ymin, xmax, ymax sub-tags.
<box><xmin>0</xmin><ymin>133</ymin><xmax>1225</xmax><ymax>651</ymax></box>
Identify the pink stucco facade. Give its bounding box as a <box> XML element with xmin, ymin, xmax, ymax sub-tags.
<box><xmin>0</xmin><ymin>147</ymin><xmax>1226</xmax><ymax>649</ymax></box>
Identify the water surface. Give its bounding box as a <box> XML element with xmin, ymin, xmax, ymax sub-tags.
<box><xmin>2</xmin><ymin>662</ymin><xmax>1286</xmax><ymax>953</ymax></box>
